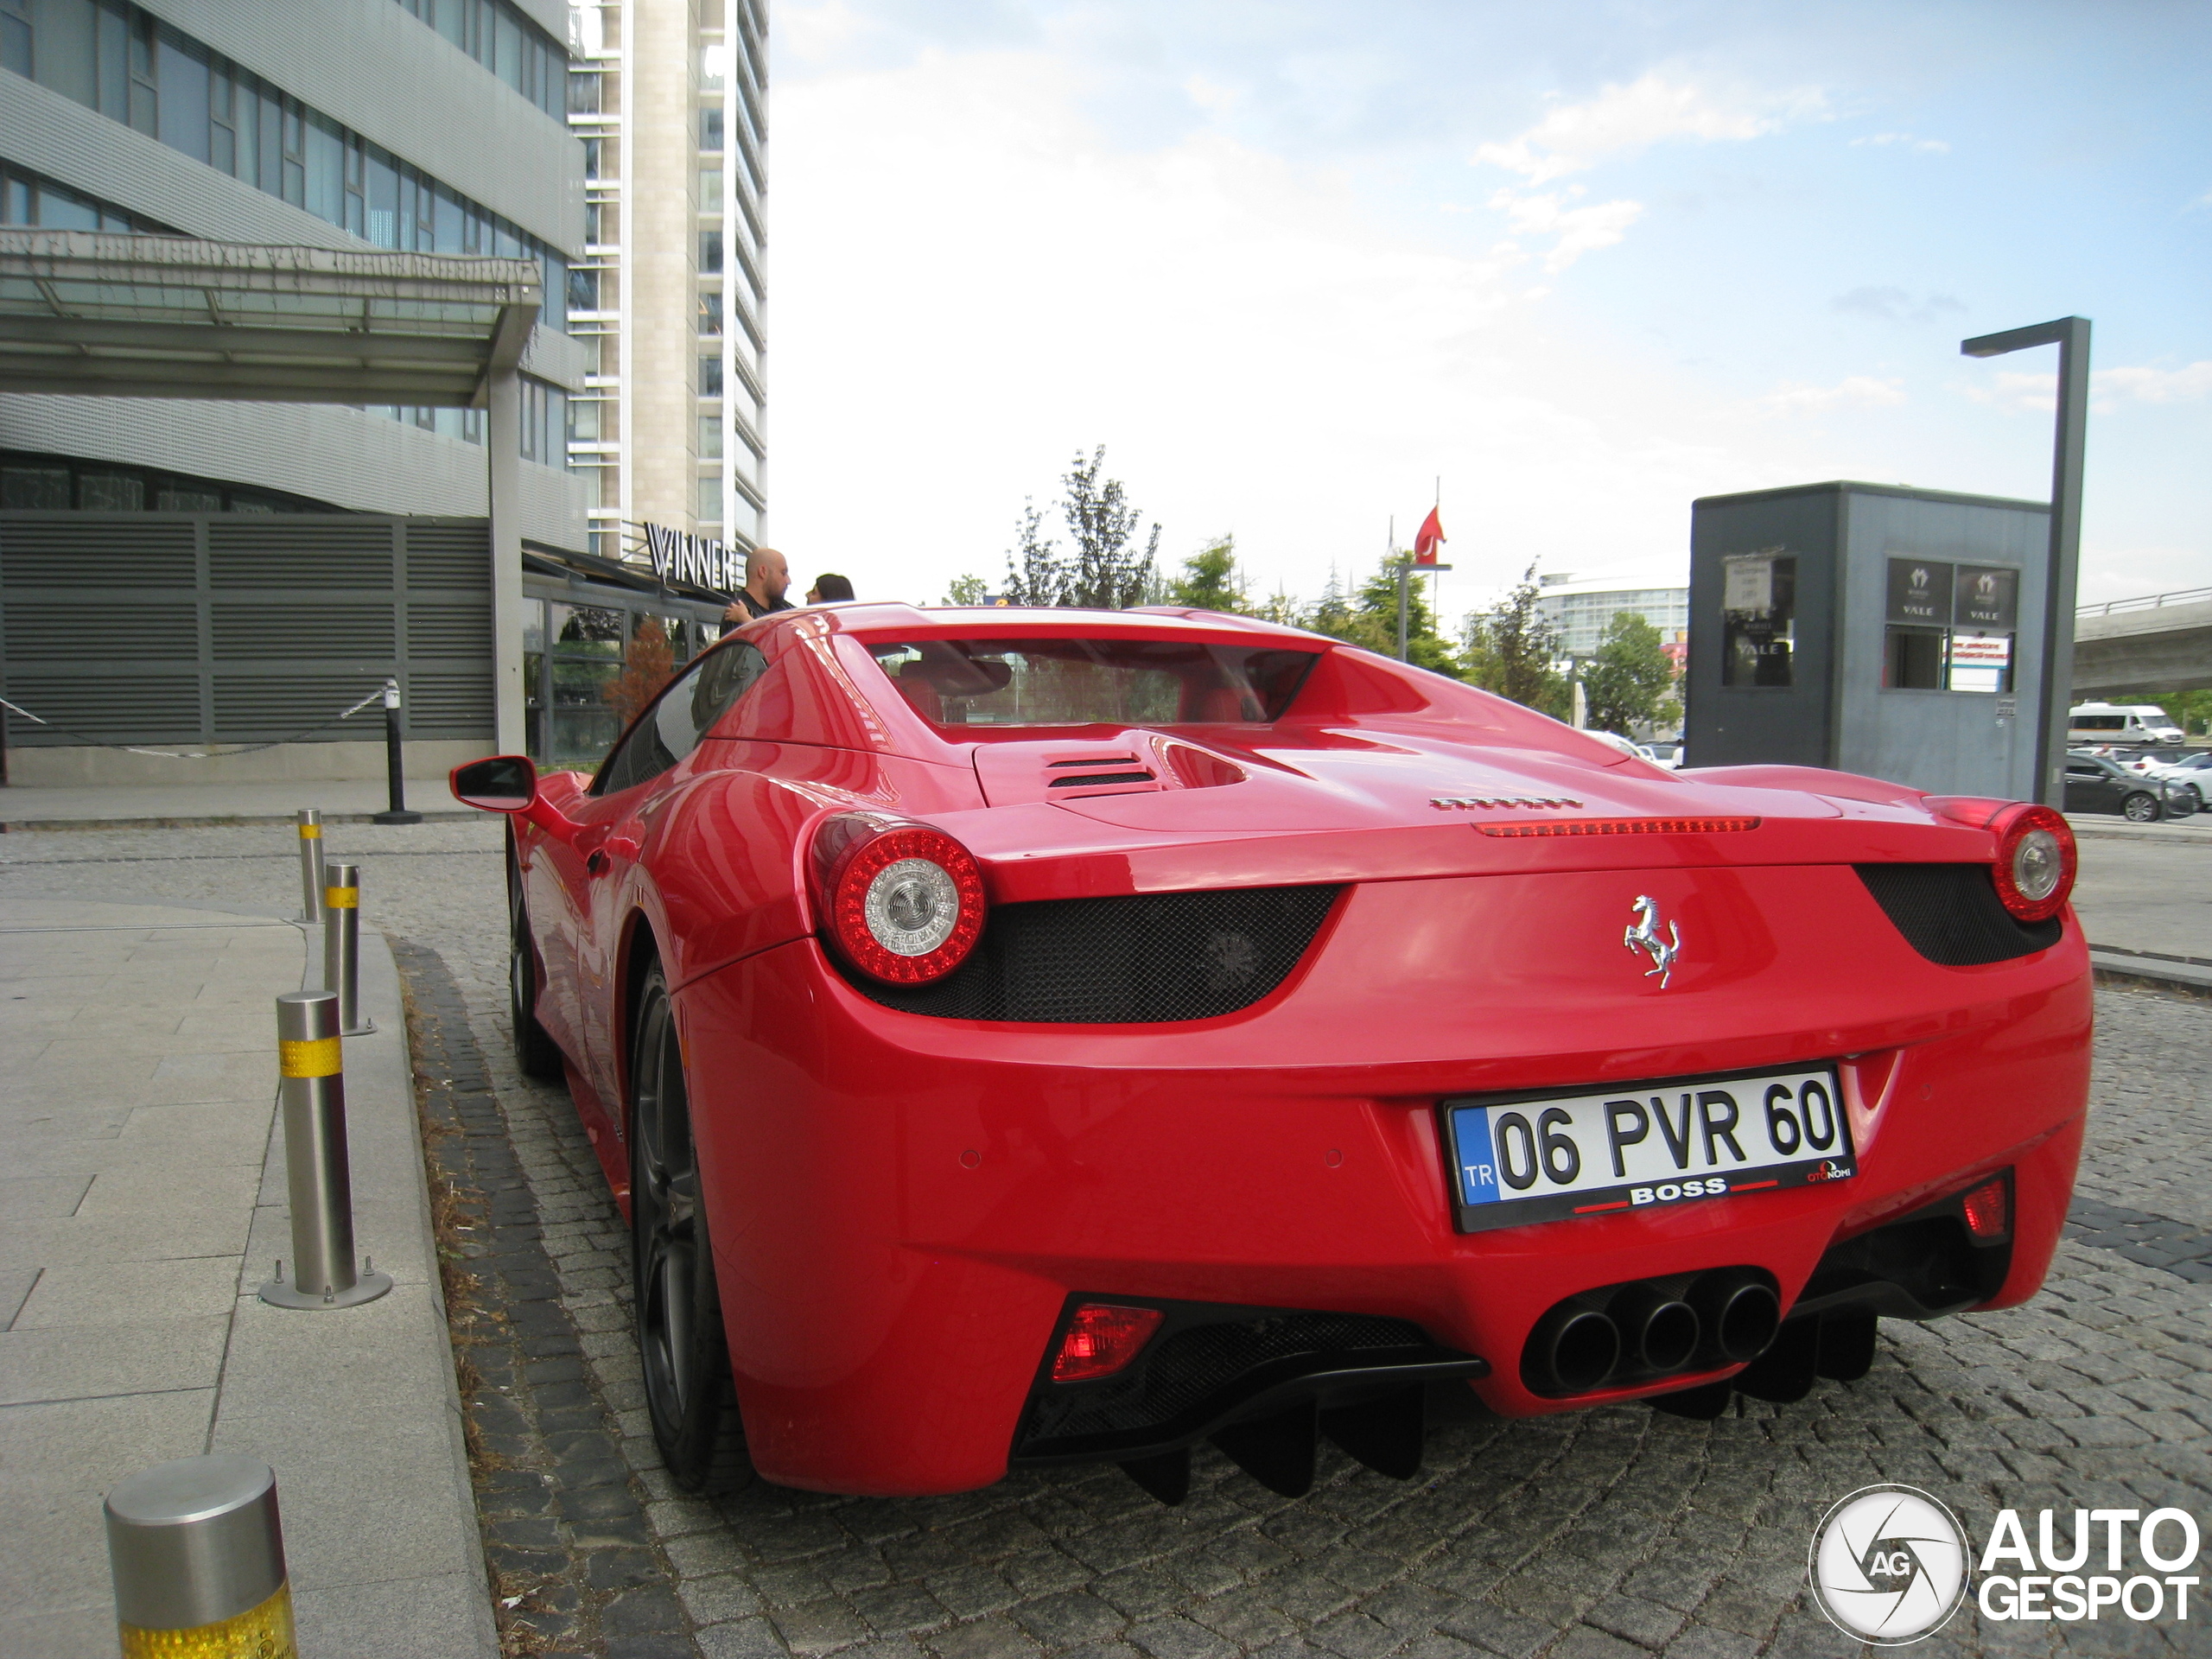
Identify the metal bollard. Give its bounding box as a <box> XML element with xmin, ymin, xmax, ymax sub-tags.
<box><xmin>105</xmin><ymin>1453</ymin><xmax>295</xmax><ymax>1657</ymax></box>
<box><xmin>295</xmin><ymin>808</ymin><xmax>326</xmax><ymax>925</ymax></box>
<box><xmin>371</xmin><ymin>677</ymin><xmax>423</xmax><ymax>825</ymax></box>
<box><xmin>321</xmin><ymin>862</ymin><xmax>373</xmax><ymax>1036</ymax></box>
<box><xmin>259</xmin><ymin>990</ymin><xmax>391</xmax><ymax>1310</ymax></box>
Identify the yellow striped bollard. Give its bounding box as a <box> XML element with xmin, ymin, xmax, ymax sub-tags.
<box><xmin>321</xmin><ymin>863</ymin><xmax>372</xmax><ymax>1035</ymax></box>
<box><xmin>105</xmin><ymin>1453</ymin><xmax>296</xmax><ymax>1658</ymax></box>
<box><xmin>295</xmin><ymin>808</ymin><xmax>325</xmax><ymax>925</ymax></box>
<box><xmin>258</xmin><ymin>989</ymin><xmax>391</xmax><ymax>1311</ymax></box>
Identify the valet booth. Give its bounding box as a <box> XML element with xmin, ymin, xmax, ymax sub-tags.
<box><xmin>1683</xmin><ymin>481</ymin><xmax>2052</xmax><ymax>799</ymax></box>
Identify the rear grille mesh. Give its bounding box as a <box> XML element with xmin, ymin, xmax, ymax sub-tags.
<box><xmin>1856</xmin><ymin>863</ymin><xmax>2062</xmax><ymax>965</ymax></box>
<box><xmin>1018</xmin><ymin>1311</ymin><xmax>1432</xmax><ymax>1452</ymax></box>
<box><xmin>839</xmin><ymin>884</ymin><xmax>1342</xmax><ymax>1023</ymax></box>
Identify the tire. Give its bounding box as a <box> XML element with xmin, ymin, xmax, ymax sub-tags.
<box><xmin>630</xmin><ymin>962</ymin><xmax>751</xmax><ymax>1493</ymax></box>
<box><xmin>2122</xmin><ymin>791</ymin><xmax>2160</xmax><ymax>823</ymax></box>
<box><xmin>508</xmin><ymin>844</ymin><xmax>567</xmax><ymax>1083</ymax></box>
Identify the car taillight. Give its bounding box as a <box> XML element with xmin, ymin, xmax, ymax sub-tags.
<box><xmin>1988</xmin><ymin>802</ymin><xmax>2075</xmax><ymax>923</ymax></box>
<box><xmin>810</xmin><ymin>812</ymin><xmax>987</xmax><ymax>984</ymax></box>
<box><xmin>1961</xmin><ymin>1178</ymin><xmax>2009</xmax><ymax>1239</ymax></box>
<box><xmin>1051</xmin><ymin>1303</ymin><xmax>1164</xmax><ymax>1382</ymax></box>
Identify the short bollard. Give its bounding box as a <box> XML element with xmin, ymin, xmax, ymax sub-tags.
<box><xmin>259</xmin><ymin>990</ymin><xmax>391</xmax><ymax>1310</ymax></box>
<box><xmin>105</xmin><ymin>1453</ymin><xmax>295</xmax><ymax>1657</ymax></box>
<box><xmin>295</xmin><ymin>808</ymin><xmax>326</xmax><ymax>926</ymax></box>
<box><xmin>321</xmin><ymin>862</ymin><xmax>373</xmax><ymax>1036</ymax></box>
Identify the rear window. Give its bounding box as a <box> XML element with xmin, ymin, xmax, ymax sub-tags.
<box><xmin>2071</xmin><ymin>715</ymin><xmax>2125</xmax><ymax>730</ymax></box>
<box><xmin>865</xmin><ymin>638</ymin><xmax>1318</xmax><ymax>728</ymax></box>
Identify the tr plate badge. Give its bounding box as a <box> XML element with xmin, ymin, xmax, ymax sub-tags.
<box><xmin>1623</xmin><ymin>895</ymin><xmax>1681</xmax><ymax>988</ymax></box>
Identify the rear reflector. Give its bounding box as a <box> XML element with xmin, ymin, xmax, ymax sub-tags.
<box><xmin>1051</xmin><ymin>1303</ymin><xmax>1164</xmax><ymax>1382</ymax></box>
<box><xmin>1961</xmin><ymin>1178</ymin><xmax>2009</xmax><ymax>1239</ymax></box>
<box><xmin>1478</xmin><ymin>817</ymin><xmax>1761</xmax><ymax>839</ymax></box>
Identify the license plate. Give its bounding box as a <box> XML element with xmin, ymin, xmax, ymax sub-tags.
<box><xmin>1440</xmin><ymin>1065</ymin><xmax>1856</xmax><ymax>1234</ymax></box>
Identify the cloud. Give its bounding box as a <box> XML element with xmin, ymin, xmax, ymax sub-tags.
<box><xmin>1487</xmin><ymin>187</ymin><xmax>1644</xmax><ymax>271</ymax></box>
<box><xmin>1965</xmin><ymin>361</ymin><xmax>2212</xmax><ymax>415</ymax></box>
<box><xmin>1850</xmin><ymin>131</ymin><xmax>1950</xmax><ymax>153</ymax></box>
<box><xmin>1830</xmin><ymin>286</ymin><xmax>1967</xmax><ymax>323</ymax></box>
<box><xmin>1470</xmin><ymin>74</ymin><xmax>1823</xmax><ymax>185</ymax></box>
<box><xmin>2097</xmin><ymin>362</ymin><xmax>2212</xmax><ymax>404</ymax></box>
<box><xmin>1757</xmin><ymin>377</ymin><xmax>1909</xmax><ymax>414</ymax></box>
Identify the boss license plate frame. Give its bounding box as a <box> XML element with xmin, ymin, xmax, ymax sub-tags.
<box><xmin>1440</xmin><ymin>1064</ymin><xmax>1857</xmax><ymax>1234</ymax></box>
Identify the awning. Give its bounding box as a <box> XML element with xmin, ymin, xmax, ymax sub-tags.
<box><xmin>0</xmin><ymin>230</ymin><xmax>539</xmax><ymax>405</ymax></box>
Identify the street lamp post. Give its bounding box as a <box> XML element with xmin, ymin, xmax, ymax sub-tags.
<box><xmin>1961</xmin><ymin>316</ymin><xmax>2091</xmax><ymax>808</ymax></box>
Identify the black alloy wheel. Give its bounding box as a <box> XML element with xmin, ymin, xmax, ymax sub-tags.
<box><xmin>630</xmin><ymin>961</ymin><xmax>750</xmax><ymax>1492</ymax></box>
<box><xmin>2122</xmin><ymin>791</ymin><xmax>2160</xmax><ymax>823</ymax></box>
<box><xmin>507</xmin><ymin>838</ymin><xmax>566</xmax><ymax>1082</ymax></box>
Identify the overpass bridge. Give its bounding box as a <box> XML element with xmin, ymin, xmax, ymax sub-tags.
<box><xmin>2073</xmin><ymin>587</ymin><xmax>2212</xmax><ymax>701</ymax></box>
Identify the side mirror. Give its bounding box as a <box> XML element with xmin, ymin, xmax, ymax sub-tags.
<box><xmin>451</xmin><ymin>754</ymin><xmax>537</xmax><ymax>811</ymax></box>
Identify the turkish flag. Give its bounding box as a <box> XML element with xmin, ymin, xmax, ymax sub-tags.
<box><xmin>1413</xmin><ymin>507</ymin><xmax>1446</xmax><ymax>565</ymax></box>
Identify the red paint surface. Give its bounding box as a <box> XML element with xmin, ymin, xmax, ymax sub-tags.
<box><xmin>457</xmin><ymin>606</ymin><xmax>2093</xmax><ymax>1496</ymax></box>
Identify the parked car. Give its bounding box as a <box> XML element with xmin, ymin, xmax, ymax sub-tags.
<box><xmin>2122</xmin><ymin>748</ymin><xmax>2212</xmax><ymax>811</ymax></box>
<box><xmin>1640</xmin><ymin>740</ymin><xmax>1685</xmax><ymax>771</ymax></box>
<box><xmin>453</xmin><ymin>605</ymin><xmax>2090</xmax><ymax>1503</ymax></box>
<box><xmin>2063</xmin><ymin>752</ymin><xmax>2194</xmax><ymax>820</ymax></box>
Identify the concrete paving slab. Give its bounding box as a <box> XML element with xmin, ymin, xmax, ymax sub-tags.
<box><xmin>13</xmin><ymin>1256</ymin><xmax>242</xmax><ymax>1329</ymax></box>
<box><xmin>0</xmin><ymin>1173</ymin><xmax>92</xmax><ymax>1220</ymax></box>
<box><xmin>0</xmin><ymin>1210</ymin><xmax>253</xmax><ymax>1268</ymax></box>
<box><xmin>1</xmin><ymin>1268</ymin><xmax>41</xmax><ymax>1327</ymax></box>
<box><xmin>0</xmin><ymin>1317</ymin><xmax>231</xmax><ymax>1405</ymax></box>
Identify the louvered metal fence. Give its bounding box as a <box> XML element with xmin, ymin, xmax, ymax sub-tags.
<box><xmin>0</xmin><ymin>513</ymin><xmax>494</xmax><ymax>748</ymax></box>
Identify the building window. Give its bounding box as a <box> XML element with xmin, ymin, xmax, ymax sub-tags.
<box><xmin>698</xmin><ymin>168</ymin><xmax>721</xmax><ymax>206</ymax></box>
<box><xmin>696</xmin><ymin>415</ymin><xmax>721</xmax><ymax>459</ymax></box>
<box><xmin>697</xmin><ymin>291</ymin><xmax>721</xmax><ymax>336</ymax></box>
<box><xmin>699</xmin><ymin>231</ymin><xmax>722</xmax><ymax>274</ymax></box>
<box><xmin>3</xmin><ymin>0</ymin><xmax>575</xmax><ymax>330</ymax></box>
<box><xmin>697</xmin><ymin>476</ymin><xmax>722</xmax><ymax>524</ymax></box>
<box><xmin>698</xmin><ymin>355</ymin><xmax>723</xmax><ymax>398</ymax></box>
<box><xmin>701</xmin><ymin>107</ymin><xmax>723</xmax><ymax>152</ymax></box>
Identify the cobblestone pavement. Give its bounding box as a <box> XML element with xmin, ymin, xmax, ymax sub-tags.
<box><xmin>5</xmin><ymin>820</ymin><xmax>2211</xmax><ymax>1658</ymax></box>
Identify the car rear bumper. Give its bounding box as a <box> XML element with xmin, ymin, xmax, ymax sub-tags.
<box><xmin>675</xmin><ymin>868</ymin><xmax>2091</xmax><ymax>1495</ymax></box>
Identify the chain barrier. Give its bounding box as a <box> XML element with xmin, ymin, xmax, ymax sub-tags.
<box><xmin>0</xmin><ymin>684</ymin><xmax>390</xmax><ymax>760</ymax></box>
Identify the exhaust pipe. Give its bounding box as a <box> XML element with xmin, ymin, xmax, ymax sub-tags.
<box><xmin>1689</xmin><ymin>1271</ymin><xmax>1779</xmax><ymax>1365</ymax></box>
<box><xmin>1609</xmin><ymin>1285</ymin><xmax>1700</xmax><ymax>1375</ymax></box>
<box><xmin>1523</xmin><ymin>1306</ymin><xmax>1621</xmax><ymax>1395</ymax></box>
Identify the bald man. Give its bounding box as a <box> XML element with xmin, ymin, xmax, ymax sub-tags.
<box><xmin>723</xmin><ymin>546</ymin><xmax>792</xmax><ymax>624</ymax></box>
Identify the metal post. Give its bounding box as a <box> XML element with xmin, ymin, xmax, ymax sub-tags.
<box><xmin>372</xmin><ymin>678</ymin><xmax>423</xmax><ymax>825</ymax></box>
<box><xmin>105</xmin><ymin>1454</ymin><xmax>294</xmax><ymax>1654</ymax></box>
<box><xmin>296</xmin><ymin>808</ymin><xmax>326</xmax><ymax>925</ymax></box>
<box><xmin>259</xmin><ymin>990</ymin><xmax>391</xmax><ymax>1310</ymax></box>
<box><xmin>1961</xmin><ymin>316</ymin><xmax>2092</xmax><ymax>807</ymax></box>
<box><xmin>321</xmin><ymin>864</ymin><xmax>373</xmax><ymax>1037</ymax></box>
<box><xmin>1395</xmin><ymin>556</ymin><xmax>1411</xmax><ymax>663</ymax></box>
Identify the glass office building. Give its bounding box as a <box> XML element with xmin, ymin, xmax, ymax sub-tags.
<box><xmin>1535</xmin><ymin>574</ymin><xmax>1691</xmax><ymax>660</ymax></box>
<box><xmin>565</xmin><ymin>0</ymin><xmax>766</xmax><ymax>569</ymax></box>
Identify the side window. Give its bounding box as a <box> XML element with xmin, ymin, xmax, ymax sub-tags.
<box><xmin>592</xmin><ymin>640</ymin><xmax>768</xmax><ymax>795</ymax></box>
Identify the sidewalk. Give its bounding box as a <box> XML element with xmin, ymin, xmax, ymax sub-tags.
<box><xmin>0</xmin><ymin>898</ymin><xmax>493</xmax><ymax>1658</ymax></box>
<box><xmin>0</xmin><ymin>778</ymin><xmax>470</xmax><ymax>830</ymax></box>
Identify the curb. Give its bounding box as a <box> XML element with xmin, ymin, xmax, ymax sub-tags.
<box><xmin>2089</xmin><ymin>946</ymin><xmax>2212</xmax><ymax>998</ymax></box>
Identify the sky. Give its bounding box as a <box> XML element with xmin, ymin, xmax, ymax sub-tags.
<box><xmin>760</xmin><ymin>0</ymin><xmax>2212</xmax><ymax>624</ymax></box>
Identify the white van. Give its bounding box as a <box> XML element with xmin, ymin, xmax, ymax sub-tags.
<box><xmin>2068</xmin><ymin>702</ymin><xmax>2186</xmax><ymax>746</ymax></box>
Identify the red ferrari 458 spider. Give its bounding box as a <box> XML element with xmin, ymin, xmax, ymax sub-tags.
<box><xmin>451</xmin><ymin>604</ymin><xmax>2088</xmax><ymax>1503</ymax></box>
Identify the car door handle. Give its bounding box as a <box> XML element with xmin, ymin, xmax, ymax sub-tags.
<box><xmin>587</xmin><ymin>850</ymin><xmax>611</xmax><ymax>876</ymax></box>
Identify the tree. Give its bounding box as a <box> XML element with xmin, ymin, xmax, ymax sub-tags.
<box><xmin>1166</xmin><ymin>537</ymin><xmax>1248</xmax><ymax>613</ymax></box>
<box><xmin>1001</xmin><ymin>446</ymin><xmax>1162</xmax><ymax>610</ymax></box>
<box><xmin>943</xmin><ymin>574</ymin><xmax>988</xmax><ymax>606</ymax></box>
<box><xmin>1580</xmin><ymin>612</ymin><xmax>1681</xmax><ymax>734</ymax></box>
<box><xmin>1001</xmin><ymin>500</ymin><xmax>1064</xmax><ymax>607</ymax></box>
<box><xmin>602</xmin><ymin>616</ymin><xmax>674</xmax><ymax>727</ymax></box>
<box><xmin>1463</xmin><ymin>563</ymin><xmax>1569</xmax><ymax>716</ymax></box>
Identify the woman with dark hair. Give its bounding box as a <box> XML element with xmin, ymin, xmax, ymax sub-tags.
<box><xmin>806</xmin><ymin>573</ymin><xmax>855</xmax><ymax>604</ymax></box>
